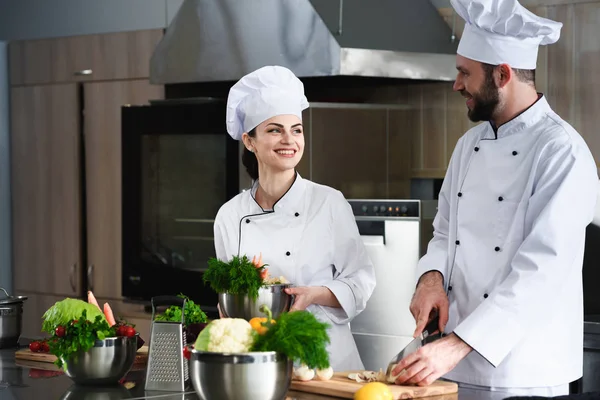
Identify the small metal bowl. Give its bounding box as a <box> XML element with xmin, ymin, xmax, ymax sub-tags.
<box><xmin>188</xmin><ymin>347</ymin><xmax>292</xmax><ymax>400</ymax></box>
<box><xmin>62</xmin><ymin>335</ymin><xmax>138</xmax><ymax>386</ymax></box>
<box><xmin>218</xmin><ymin>284</ymin><xmax>293</xmax><ymax>320</ymax></box>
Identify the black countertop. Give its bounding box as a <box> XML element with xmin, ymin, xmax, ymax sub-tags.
<box><xmin>0</xmin><ymin>344</ymin><xmax>567</xmax><ymax>400</ymax></box>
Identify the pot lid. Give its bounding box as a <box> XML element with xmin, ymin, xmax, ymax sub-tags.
<box><xmin>0</xmin><ymin>288</ymin><xmax>27</xmax><ymax>305</ymax></box>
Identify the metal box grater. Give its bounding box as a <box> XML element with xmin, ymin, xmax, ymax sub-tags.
<box><xmin>144</xmin><ymin>296</ymin><xmax>189</xmax><ymax>391</ymax></box>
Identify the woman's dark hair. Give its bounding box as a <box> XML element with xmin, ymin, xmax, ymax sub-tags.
<box><xmin>242</xmin><ymin>127</ymin><xmax>259</xmax><ymax>180</ymax></box>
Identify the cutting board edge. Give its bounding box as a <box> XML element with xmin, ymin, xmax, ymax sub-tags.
<box><xmin>290</xmin><ymin>371</ymin><xmax>458</xmax><ymax>400</ymax></box>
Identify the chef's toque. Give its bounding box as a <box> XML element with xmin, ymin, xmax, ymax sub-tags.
<box><xmin>226</xmin><ymin>65</ymin><xmax>309</xmax><ymax>141</ymax></box>
<box><xmin>451</xmin><ymin>0</ymin><xmax>563</xmax><ymax>69</ymax></box>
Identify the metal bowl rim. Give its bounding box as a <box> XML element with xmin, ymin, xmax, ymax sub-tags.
<box><xmin>72</xmin><ymin>333</ymin><xmax>140</xmax><ymax>349</ymax></box>
<box><xmin>219</xmin><ymin>283</ymin><xmax>294</xmax><ymax>292</ymax></box>
<box><xmin>189</xmin><ymin>347</ymin><xmax>278</xmax><ymax>356</ymax></box>
<box><xmin>188</xmin><ymin>347</ymin><xmax>291</xmax><ymax>362</ymax></box>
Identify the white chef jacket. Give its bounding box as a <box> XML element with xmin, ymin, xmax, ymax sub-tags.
<box><xmin>213</xmin><ymin>173</ymin><xmax>376</xmax><ymax>371</ymax></box>
<box><xmin>417</xmin><ymin>95</ymin><xmax>598</xmax><ymax>387</ymax></box>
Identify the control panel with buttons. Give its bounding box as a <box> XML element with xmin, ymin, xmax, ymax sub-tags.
<box><xmin>348</xmin><ymin>200</ymin><xmax>420</xmax><ymax>218</ymax></box>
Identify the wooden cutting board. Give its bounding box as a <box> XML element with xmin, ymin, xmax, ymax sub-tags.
<box><xmin>15</xmin><ymin>345</ymin><xmax>149</xmax><ymax>365</ymax></box>
<box><xmin>290</xmin><ymin>371</ymin><xmax>458</xmax><ymax>399</ymax></box>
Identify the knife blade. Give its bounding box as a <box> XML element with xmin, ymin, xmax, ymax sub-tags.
<box><xmin>385</xmin><ymin>314</ymin><xmax>440</xmax><ymax>381</ymax></box>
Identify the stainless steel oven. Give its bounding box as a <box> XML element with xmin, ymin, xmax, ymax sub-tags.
<box><xmin>121</xmin><ymin>98</ymin><xmax>239</xmax><ymax>318</ymax></box>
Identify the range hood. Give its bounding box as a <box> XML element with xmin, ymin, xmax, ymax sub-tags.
<box><xmin>150</xmin><ymin>0</ymin><xmax>459</xmax><ymax>85</ymax></box>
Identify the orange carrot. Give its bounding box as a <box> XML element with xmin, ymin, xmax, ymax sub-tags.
<box><xmin>260</xmin><ymin>268</ymin><xmax>268</xmax><ymax>281</ymax></box>
<box><xmin>87</xmin><ymin>291</ymin><xmax>100</xmax><ymax>310</ymax></box>
<box><xmin>103</xmin><ymin>303</ymin><xmax>116</xmax><ymax>326</ymax></box>
<box><xmin>257</xmin><ymin>252</ymin><xmax>263</xmax><ymax>267</ymax></box>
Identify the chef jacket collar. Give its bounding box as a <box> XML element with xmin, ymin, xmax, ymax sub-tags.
<box><xmin>484</xmin><ymin>94</ymin><xmax>551</xmax><ymax>139</ymax></box>
<box><xmin>250</xmin><ymin>171</ymin><xmax>306</xmax><ymax>214</ymax></box>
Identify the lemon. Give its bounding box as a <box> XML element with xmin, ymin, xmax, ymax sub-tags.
<box><xmin>354</xmin><ymin>382</ymin><xmax>393</xmax><ymax>400</ymax></box>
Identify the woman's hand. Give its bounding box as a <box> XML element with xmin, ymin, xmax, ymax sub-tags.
<box><xmin>284</xmin><ymin>286</ymin><xmax>341</xmax><ymax>311</ymax></box>
<box><xmin>217</xmin><ymin>303</ymin><xmax>225</xmax><ymax>318</ymax></box>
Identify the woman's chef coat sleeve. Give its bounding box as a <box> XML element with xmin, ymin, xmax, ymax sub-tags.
<box><xmin>213</xmin><ymin>208</ymin><xmax>232</xmax><ymax>262</ymax></box>
<box><xmin>321</xmin><ymin>191</ymin><xmax>376</xmax><ymax>325</ymax></box>
<box><xmin>453</xmin><ymin>140</ymin><xmax>599</xmax><ymax>368</ymax></box>
<box><xmin>415</xmin><ymin>137</ymin><xmax>463</xmax><ymax>286</ymax></box>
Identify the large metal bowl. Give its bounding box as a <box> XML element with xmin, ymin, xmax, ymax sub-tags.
<box><xmin>62</xmin><ymin>335</ymin><xmax>138</xmax><ymax>386</ymax></box>
<box><xmin>189</xmin><ymin>347</ymin><xmax>292</xmax><ymax>400</ymax></box>
<box><xmin>218</xmin><ymin>284</ymin><xmax>293</xmax><ymax>320</ymax></box>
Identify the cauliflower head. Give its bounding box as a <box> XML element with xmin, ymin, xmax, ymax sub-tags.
<box><xmin>195</xmin><ymin>318</ymin><xmax>255</xmax><ymax>353</ymax></box>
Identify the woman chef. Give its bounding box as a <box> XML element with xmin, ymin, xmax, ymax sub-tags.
<box><xmin>212</xmin><ymin>65</ymin><xmax>376</xmax><ymax>371</ymax></box>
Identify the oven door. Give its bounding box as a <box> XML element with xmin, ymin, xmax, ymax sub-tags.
<box><xmin>121</xmin><ymin>100</ymin><xmax>239</xmax><ymax>318</ymax></box>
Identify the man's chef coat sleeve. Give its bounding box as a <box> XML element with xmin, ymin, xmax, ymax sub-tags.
<box><xmin>415</xmin><ymin>137</ymin><xmax>464</xmax><ymax>286</ymax></box>
<box><xmin>321</xmin><ymin>191</ymin><xmax>376</xmax><ymax>325</ymax></box>
<box><xmin>453</xmin><ymin>139</ymin><xmax>599</xmax><ymax>367</ymax></box>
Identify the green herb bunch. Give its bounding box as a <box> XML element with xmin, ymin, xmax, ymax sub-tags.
<box><xmin>155</xmin><ymin>294</ymin><xmax>208</xmax><ymax>325</ymax></box>
<box><xmin>251</xmin><ymin>310</ymin><xmax>331</xmax><ymax>369</ymax></box>
<box><xmin>47</xmin><ymin>309</ymin><xmax>116</xmax><ymax>369</ymax></box>
<box><xmin>203</xmin><ymin>255</ymin><xmax>266</xmax><ymax>300</ymax></box>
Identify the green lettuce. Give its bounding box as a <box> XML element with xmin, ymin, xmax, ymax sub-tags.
<box><xmin>41</xmin><ymin>298</ymin><xmax>106</xmax><ymax>334</ymax></box>
<box><xmin>194</xmin><ymin>324</ymin><xmax>211</xmax><ymax>351</ymax></box>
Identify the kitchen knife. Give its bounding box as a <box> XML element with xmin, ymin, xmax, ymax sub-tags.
<box><xmin>385</xmin><ymin>314</ymin><xmax>441</xmax><ymax>381</ymax></box>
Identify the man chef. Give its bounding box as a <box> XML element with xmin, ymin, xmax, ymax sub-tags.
<box><xmin>391</xmin><ymin>0</ymin><xmax>599</xmax><ymax>396</ymax></box>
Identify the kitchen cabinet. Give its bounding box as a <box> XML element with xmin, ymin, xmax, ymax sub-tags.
<box><xmin>9</xmin><ymin>30</ymin><xmax>163</xmax><ymax>86</ymax></box>
<box><xmin>84</xmin><ymin>80</ymin><xmax>164</xmax><ymax>300</ymax></box>
<box><xmin>408</xmin><ymin>82</ymin><xmax>473</xmax><ymax>179</ymax></box>
<box><xmin>310</xmin><ymin>106</ymin><xmax>388</xmax><ymax>199</ymax></box>
<box><xmin>9</xmin><ymin>29</ymin><xmax>165</xmax><ymax>334</ymax></box>
<box><xmin>10</xmin><ymin>84</ymin><xmax>82</xmax><ymax>297</ymax></box>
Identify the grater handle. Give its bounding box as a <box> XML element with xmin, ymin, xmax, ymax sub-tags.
<box><xmin>151</xmin><ymin>295</ymin><xmax>187</xmax><ymax>324</ymax></box>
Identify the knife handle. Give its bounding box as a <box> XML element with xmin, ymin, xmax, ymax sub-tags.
<box><xmin>423</xmin><ymin>313</ymin><xmax>441</xmax><ymax>336</ymax></box>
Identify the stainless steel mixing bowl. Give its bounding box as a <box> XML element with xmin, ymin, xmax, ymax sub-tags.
<box><xmin>189</xmin><ymin>347</ymin><xmax>292</xmax><ymax>400</ymax></box>
<box><xmin>218</xmin><ymin>283</ymin><xmax>293</xmax><ymax>320</ymax></box>
<box><xmin>63</xmin><ymin>335</ymin><xmax>138</xmax><ymax>385</ymax></box>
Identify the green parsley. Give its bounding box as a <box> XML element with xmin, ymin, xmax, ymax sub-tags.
<box><xmin>154</xmin><ymin>294</ymin><xmax>208</xmax><ymax>325</ymax></box>
<box><xmin>47</xmin><ymin>309</ymin><xmax>116</xmax><ymax>369</ymax></box>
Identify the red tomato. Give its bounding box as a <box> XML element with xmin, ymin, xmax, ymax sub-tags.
<box><xmin>40</xmin><ymin>342</ymin><xmax>50</xmax><ymax>353</ymax></box>
<box><xmin>125</xmin><ymin>327</ymin><xmax>136</xmax><ymax>337</ymax></box>
<box><xmin>29</xmin><ymin>341</ymin><xmax>41</xmax><ymax>352</ymax></box>
<box><xmin>182</xmin><ymin>346</ymin><xmax>191</xmax><ymax>360</ymax></box>
<box><xmin>55</xmin><ymin>326</ymin><xmax>66</xmax><ymax>337</ymax></box>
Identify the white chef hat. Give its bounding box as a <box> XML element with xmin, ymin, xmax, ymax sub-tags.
<box><xmin>226</xmin><ymin>65</ymin><xmax>309</xmax><ymax>141</ymax></box>
<box><xmin>451</xmin><ymin>0</ymin><xmax>563</xmax><ymax>69</ymax></box>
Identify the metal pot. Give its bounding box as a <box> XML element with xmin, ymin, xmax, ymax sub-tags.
<box><xmin>0</xmin><ymin>288</ymin><xmax>27</xmax><ymax>348</ymax></box>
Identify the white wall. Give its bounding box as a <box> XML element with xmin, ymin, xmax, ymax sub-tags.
<box><xmin>0</xmin><ymin>0</ymin><xmax>184</xmax><ymax>40</ymax></box>
<box><xmin>0</xmin><ymin>41</ymin><xmax>10</xmax><ymax>293</ymax></box>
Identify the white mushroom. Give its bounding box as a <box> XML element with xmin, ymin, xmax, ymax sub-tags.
<box><xmin>293</xmin><ymin>364</ymin><xmax>315</xmax><ymax>381</ymax></box>
<box><xmin>315</xmin><ymin>366</ymin><xmax>334</xmax><ymax>381</ymax></box>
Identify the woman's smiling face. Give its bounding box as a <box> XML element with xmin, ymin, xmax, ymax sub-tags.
<box><xmin>243</xmin><ymin>114</ymin><xmax>305</xmax><ymax>174</ymax></box>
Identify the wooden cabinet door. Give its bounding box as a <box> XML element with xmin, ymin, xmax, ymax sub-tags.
<box><xmin>9</xmin><ymin>30</ymin><xmax>163</xmax><ymax>85</ymax></box>
<box><xmin>83</xmin><ymin>80</ymin><xmax>164</xmax><ymax>299</ymax></box>
<box><xmin>11</xmin><ymin>84</ymin><xmax>82</xmax><ymax>297</ymax></box>
<box><xmin>310</xmin><ymin>106</ymin><xmax>388</xmax><ymax>199</ymax></box>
